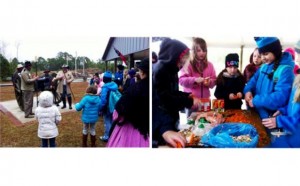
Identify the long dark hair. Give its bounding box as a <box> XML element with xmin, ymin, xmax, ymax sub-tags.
<box><xmin>268</xmin><ymin>59</ymin><xmax>281</xmax><ymax>80</ymax></box>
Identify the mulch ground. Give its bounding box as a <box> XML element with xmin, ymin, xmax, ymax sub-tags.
<box><xmin>0</xmin><ymin>82</ymin><xmax>107</xmax><ymax>147</ymax></box>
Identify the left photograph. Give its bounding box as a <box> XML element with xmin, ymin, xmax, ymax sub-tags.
<box><xmin>0</xmin><ymin>37</ymin><xmax>150</xmax><ymax>147</ymax></box>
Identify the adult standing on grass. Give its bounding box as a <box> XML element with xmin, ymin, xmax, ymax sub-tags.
<box><xmin>21</xmin><ymin>61</ymin><xmax>38</xmax><ymax>118</ymax></box>
<box><xmin>54</xmin><ymin>64</ymin><xmax>74</xmax><ymax>109</ymax></box>
<box><xmin>12</xmin><ymin>64</ymin><xmax>24</xmax><ymax>111</ymax></box>
<box><xmin>35</xmin><ymin>91</ymin><xmax>62</xmax><ymax>147</ymax></box>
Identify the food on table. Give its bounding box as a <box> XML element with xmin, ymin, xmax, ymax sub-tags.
<box><xmin>223</xmin><ymin>110</ymin><xmax>270</xmax><ymax>147</ymax></box>
<box><xmin>231</xmin><ymin>134</ymin><xmax>252</xmax><ymax>143</ymax></box>
<box><xmin>179</xmin><ymin>127</ymin><xmax>201</xmax><ymax>146</ymax></box>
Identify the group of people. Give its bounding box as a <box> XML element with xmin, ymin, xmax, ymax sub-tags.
<box><xmin>12</xmin><ymin>62</ymin><xmax>75</xmax><ymax>147</ymax></box>
<box><xmin>152</xmin><ymin>37</ymin><xmax>300</xmax><ymax>148</ymax></box>
<box><xmin>11</xmin><ymin>36</ymin><xmax>300</xmax><ymax>148</ymax></box>
<box><xmin>75</xmin><ymin>58</ymin><xmax>150</xmax><ymax>147</ymax></box>
<box><xmin>12</xmin><ymin>62</ymin><xmax>75</xmax><ymax>117</ymax></box>
<box><xmin>12</xmin><ymin>58</ymin><xmax>150</xmax><ymax>148</ymax></box>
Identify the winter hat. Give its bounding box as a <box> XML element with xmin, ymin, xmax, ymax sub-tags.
<box><xmin>24</xmin><ymin>61</ymin><xmax>32</xmax><ymax>67</ymax></box>
<box><xmin>62</xmin><ymin>64</ymin><xmax>69</xmax><ymax>69</ymax></box>
<box><xmin>17</xmin><ymin>64</ymin><xmax>23</xmax><ymax>69</ymax></box>
<box><xmin>284</xmin><ymin>47</ymin><xmax>295</xmax><ymax>60</ymax></box>
<box><xmin>103</xmin><ymin>71</ymin><xmax>112</xmax><ymax>83</ymax></box>
<box><xmin>128</xmin><ymin>69</ymin><xmax>136</xmax><ymax>77</ymax></box>
<box><xmin>254</xmin><ymin>37</ymin><xmax>282</xmax><ymax>59</ymax></box>
<box><xmin>295</xmin><ymin>40</ymin><xmax>300</xmax><ymax>54</ymax></box>
<box><xmin>138</xmin><ymin>57</ymin><xmax>149</xmax><ymax>74</ymax></box>
<box><xmin>225</xmin><ymin>53</ymin><xmax>239</xmax><ymax>68</ymax></box>
<box><xmin>103</xmin><ymin>71</ymin><xmax>112</xmax><ymax>79</ymax></box>
<box><xmin>117</xmin><ymin>64</ymin><xmax>125</xmax><ymax>71</ymax></box>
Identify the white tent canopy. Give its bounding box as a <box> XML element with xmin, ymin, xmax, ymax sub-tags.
<box><xmin>152</xmin><ymin>36</ymin><xmax>300</xmax><ymax>73</ymax></box>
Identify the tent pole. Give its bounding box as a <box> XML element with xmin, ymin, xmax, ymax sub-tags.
<box><xmin>240</xmin><ymin>45</ymin><xmax>244</xmax><ymax>72</ymax></box>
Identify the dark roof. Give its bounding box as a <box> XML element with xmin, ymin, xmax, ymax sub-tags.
<box><xmin>102</xmin><ymin>37</ymin><xmax>149</xmax><ymax>61</ymax></box>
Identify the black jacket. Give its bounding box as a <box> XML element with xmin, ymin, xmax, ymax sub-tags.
<box><xmin>152</xmin><ymin>38</ymin><xmax>193</xmax><ymax>146</ymax></box>
<box><xmin>214</xmin><ymin>69</ymin><xmax>245</xmax><ymax>109</ymax></box>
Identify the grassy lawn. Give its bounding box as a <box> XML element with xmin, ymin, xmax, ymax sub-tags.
<box><xmin>0</xmin><ymin>81</ymin><xmax>107</xmax><ymax>147</ymax></box>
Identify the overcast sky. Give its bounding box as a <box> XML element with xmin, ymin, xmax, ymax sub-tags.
<box><xmin>1</xmin><ymin>0</ymin><xmax>299</xmax><ymax>62</ymax></box>
<box><xmin>0</xmin><ymin>0</ymin><xmax>114</xmax><ymax>61</ymax></box>
<box><xmin>1</xmin><ymin>35</ymin><xmax>109</xmax><ymax>62</ymax></box>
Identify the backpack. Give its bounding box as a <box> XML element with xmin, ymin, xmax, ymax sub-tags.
<box><xmin>273</xmin><ymin>65</ymin><xmax>292</xmax><ymax>84</ymax></box>
<box><xmin>107</xmin><ymin>89</ymin><xmax>122</xmax><ymax>114</ymax></box>
<box><xmin>260</xmin><ymin>64</ymin><xmax>292</xmax><ymax>84</ymax></box>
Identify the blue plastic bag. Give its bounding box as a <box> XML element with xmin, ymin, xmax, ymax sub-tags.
<box><xmin>201</xmin><ymin>123</ymin><xmax>259</xmax><ymax>148</ymax></box>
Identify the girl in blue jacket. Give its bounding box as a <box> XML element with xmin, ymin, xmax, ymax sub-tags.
<box><xmin>262</xmin><ymin>75</ymin><xmax>300</xmax><ymax>147</ymax></box>
<box><xmin>75</xmin><ymin>85</ymin><xmax>101</xmax><ymax>147</ymax></box>
<box><xmin>244</xmin><ymin>37</ymin><xmax>294</xmax><ymax>121</ymax></box>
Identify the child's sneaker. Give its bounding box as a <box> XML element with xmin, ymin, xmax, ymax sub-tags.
<box><xmin>99</xmin><ymin>136</ymin><xmax>108</xmax><ymax>142</ymax></box>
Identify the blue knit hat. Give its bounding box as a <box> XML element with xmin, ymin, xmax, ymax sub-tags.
<box><xmin>128</xmin><ymin>69</ymin><xmax>136</xmax><ymax>77</ymax></box>
<box><xmin>254</xmin><ymin>37</ymin><xmax>282</xmax><ymax>59</ymax></box>
<box><xmin>103</xmin><ymin>71</ymin><xmax>112</xmax><ymax>78</ymax></box>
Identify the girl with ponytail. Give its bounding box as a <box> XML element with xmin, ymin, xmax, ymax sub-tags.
<box><xmin>244</xmin><ymin>37</ymin><xmax>295</xmax><ymax>120</ymax></box>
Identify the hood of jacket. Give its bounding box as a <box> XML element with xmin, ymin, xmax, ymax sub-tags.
<box><xmin>84</xmin><ymin>94</ymin><xmax>101</xmax><ymax>105</ymax></box>
<box><xmin>280</xmin><ymin>52</ymin><xmax>295</xmax><ymax>67</ymax></box>
<box><xmin>154</xmin><ymin>38</ymin><xmax>189</xmax><ymax>74</ymax></box>
<box><xmin>102</xmin><ymin>81</ymin><xmax>118</xmax><ymax>91</ymax></box>
<box><xmin>38</xmin><ymin>91</ymin><xmax>53</xmax><ymax>107</ymax></box>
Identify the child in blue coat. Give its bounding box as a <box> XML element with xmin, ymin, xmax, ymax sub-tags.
<box><xmin>75</xmin><ymin>86</ymin><xmax>101</xmax><ymax>147</ymax></box>
<box><xmin>244</xmin><ymin>37</ymin><xmax>295</xmax><ymax>121</ymax></box>
<box><xmin>262</xmin><ymin>75</ymin><xmax>300</xmax><ymax>147</ymax></box>
<box><xmin>98</xmin><ymin>71</ymin><xmax>119</xmax><ymax>142</ymax></box>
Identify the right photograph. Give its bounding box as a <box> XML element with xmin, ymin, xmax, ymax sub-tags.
<box><xmin>152</xmin><ymin>37</ymin><xmax>300</xmax><ymax>148</ymax></box>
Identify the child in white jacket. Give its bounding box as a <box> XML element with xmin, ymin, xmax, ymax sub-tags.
<box><xmin>35</xmin><ymin>91</ymin><xmax>62</xmax><ymax>147</ymax></box>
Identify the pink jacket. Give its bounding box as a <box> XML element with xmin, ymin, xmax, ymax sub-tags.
<box><xmin>179</xmin><ymin>61</ymin><xmax>216</xmax><ymax>99</ymax></box>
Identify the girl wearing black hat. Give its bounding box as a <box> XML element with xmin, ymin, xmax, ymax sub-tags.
<box><xmin>215</xmin><ymin>53</ymin><xmax>245</xmax><ymax>109</ymax></box>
